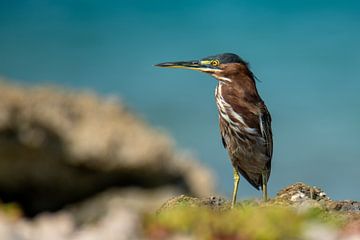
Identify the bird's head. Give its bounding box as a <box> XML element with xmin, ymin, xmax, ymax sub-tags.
<box><xmin>155</xmin><ymin>53</ymin><xmax>250</xmax><ymax>82</ymax></box>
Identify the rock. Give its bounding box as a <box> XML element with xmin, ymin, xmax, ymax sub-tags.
<box><xmin>157</xmin><ymin>195</ymin><xmax>229</xmax><ymax>212</ymax></box>
<box><xmin>275</xmin><ymin>182</ymin><xmax>330</xmax><ymax>204</ymax></box>
<box><xmin>274</xmin><ymin>182</ymin><xmax>360</xmax><ymax>217</ymax></box>
<box><xmin>158</xmin><ymin>182</ymin><xmax>360</xmax><ymax>217</ymax></box>
<box><xmin>152</xmin><ymin>183</ymin><xmax>360</xmax><ymax>240</ymax></box>
<box><xmin>0</xmin><ymin>81</ymin><xmax>214</xmax><ymax>217</ymax></box>
<box><xmin>0</xmin><ymin>206</ymin><xmax>142</xmax><ymax>240</ymax></box>
<box><xmin>328</xmin><ymin>201</ymin><xmax>360</xmax><ymax>213</ymax></box>
<box><xmin>67</xmin><ymin>187</ymin><xmax>180</xmax><ymax>225</ymax></box>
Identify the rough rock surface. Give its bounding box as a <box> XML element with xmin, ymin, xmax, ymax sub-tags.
<box><xmin>274</xmin><ymin>183</ymin><xmax>360</xmax><ymax>217</ymax></box>
<box><xmin>0</xmin><ymin>81</ymin><xmax>214</xmax><ymax>216</ymax></box>
<box><xmin>0</xmin><ymin>81</ymin><xmax>214</xmax><ymax>239</ymax></box>
<box><xmin>0</xmin><ymin>187</ymin><xmax>183</xmax><ymax>240</ymax></box>
<box><xmin>151</xmin><ymin>183</ymin><xmax>360</xmax><ymax>240</ymax></box>
<box><xmin>158</xmin><ymin>183</ymin><xmax>360</xmax><ymax>215</ymax></box>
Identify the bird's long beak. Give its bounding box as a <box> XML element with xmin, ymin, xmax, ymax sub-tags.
<box><xmin>155</xmin><ymin>60</ymin><xmax>202</xmax><ymax>71</ymax></box>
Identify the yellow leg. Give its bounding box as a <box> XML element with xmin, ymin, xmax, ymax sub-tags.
<box><xmin>261</xmin><ymin>173</ymin><xmax>268</xmax><ymax>202</ymax></box>
<box><xmin>231</xmin><ymin>167</ymin><xmax>240</xmax><ymax>208</ymax></box>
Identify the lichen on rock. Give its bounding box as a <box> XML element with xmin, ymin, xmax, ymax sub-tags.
<box><xmin>146</xmin><ymin>182</ymin><xmax>360</xmax><ymax>240</ymax></box>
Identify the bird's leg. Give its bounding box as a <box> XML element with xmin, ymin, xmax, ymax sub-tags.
<box><xmin>231</xmin><ymin>167</ymin><xmax>240</xmax><ymax>208</ymax></box>
<box><xmin>261</xmin><ymin>172</ymin><xmax>268</xmax><ymax>202</ymax></box>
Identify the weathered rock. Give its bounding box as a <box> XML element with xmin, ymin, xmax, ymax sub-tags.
<box><xmin>158</xmin><ymin>182</ymin><xmax>360</xmax><ymax>217</ymax></box>
<box><xmin>0</xmin><ymin>206</ymin><xmax>142</xmax><ymax>240</ymax></box>
<box><xmin>157</xmin><ymin>195</ymin><xmax>228</xmax><ymax>213</ymax></box>
<box><xmin>275</xmin><ymin>182</ymin><xmax>330</xmax><ymax>203</ymax></box>
<box><xmin>0</xmin><ymin>81</ymin><xmax>214</xmax><ymax>216</ymax></box>
<box><xmin>151</xmin><ymin>183</ymin><xmax>360</xmax><ymax>240</ymax></box>
<box><xmin>0</xmin><ymin>187</ymin><xmax>181</xmax><ymax>240</ymax></box>
<box><xmin>328</xmin><ymin>201</ymin><xmax>360</xmax><ymax>213</ymax></box>
<box><xmin>67</xmin><ymin>187</ymin><xmax>180</xmax><ymax>225</ymax></box>
<box><xmin>274</xmin><ymin>182</ymin><xmax>360</xmax><ymax>216</ymax></box>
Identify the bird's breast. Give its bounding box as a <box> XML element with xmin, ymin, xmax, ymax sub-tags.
<box><xmin>215</xmin><ymin>83</ymin><xmax>258</xmax><ymax>136</ymax></box>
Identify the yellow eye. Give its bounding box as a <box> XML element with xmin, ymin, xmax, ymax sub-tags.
<box><xmin>210</xmin><ymin>59</ymin><xmax>220</xmax><ymax>66</ymax></box>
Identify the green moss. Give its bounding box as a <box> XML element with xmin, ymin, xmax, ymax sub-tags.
<box><xmin>145</xmin><ymin>198</ymin><xmax>345</xmax><ymax>240</ymax></box>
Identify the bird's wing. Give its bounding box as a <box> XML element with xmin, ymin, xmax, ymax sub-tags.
<box><xmin>259</xmin><ymin>105</ymin><xmax>273</xmax><ymax>159</ymax></box>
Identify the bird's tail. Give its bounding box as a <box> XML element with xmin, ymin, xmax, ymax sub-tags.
<box><xmin>236</xmin><ymin>166</ymin><xmax>271</xmax><ymax>190</ymax></box>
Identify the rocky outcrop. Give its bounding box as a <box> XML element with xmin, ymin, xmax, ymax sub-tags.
<box><xmin>0</xmin><ymin>188</ymin><xmax>176</xmax><ymax>240</ymax></box>
<box><xmin>1</xmin><ymin>182</ymin><xmax>359</xmax><ymax>240</ymax></box>
<box><xmin>158</xmin><ymin>182</ymin><xmax>360</xmax><ymax>214</ymax></box>
<box><xmin>0</xmin><ymin>81</ymin><xmax>214</xmax><ymax>239</ymax></box>
<box><xmin>149</xmin><ymin>183</ymin><xmax>360</xmax><ymax>240</ymax></box>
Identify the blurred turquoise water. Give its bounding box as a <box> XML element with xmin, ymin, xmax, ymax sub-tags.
<box><xmin>0</xmin><ymin>1</ymin><xmax>359</xmax><ymax>199</ymax></box>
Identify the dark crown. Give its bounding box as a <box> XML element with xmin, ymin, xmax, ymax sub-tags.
<box><xmin>202</xmin><ymin>53</ymin><xmax>246</xmax><ymax>64</ymax></box>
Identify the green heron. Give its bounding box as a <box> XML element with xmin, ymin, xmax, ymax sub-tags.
<box><xmin>155</xmin><ymin>53</ymin><xmax>273</xmax><ymax>207</ymax></box>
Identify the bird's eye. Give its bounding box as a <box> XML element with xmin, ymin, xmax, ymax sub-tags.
<box><xmin>210</xmin><ymin>59</ymin><xmax>220</xmax><ymax>66</ymax></box>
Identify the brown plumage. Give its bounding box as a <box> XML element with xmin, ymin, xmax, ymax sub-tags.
<box><xmin>214</xmin><ymin>62</ymin><xmax>273</xmax><ymax>189</ymax></box>
<box><xmin>156</xmin><ymin>53</ymin><xmax>273</xmax><ymax>206</ymax></box>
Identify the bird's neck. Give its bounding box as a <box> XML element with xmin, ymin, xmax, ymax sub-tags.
<box><xmin>213</xmin><ymin>65</ymin><xmax>261</xmax><ymax>103</ymax></box>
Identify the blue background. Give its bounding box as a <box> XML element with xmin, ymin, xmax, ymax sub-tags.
<box><xmin>0</xmin><ymin>0</ymin><xmax>359</xmax><ymax>200</ymax></box>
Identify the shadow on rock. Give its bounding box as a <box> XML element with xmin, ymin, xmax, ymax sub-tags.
<box><xmin>0</xmin><ymin>82</ymin><xmax>214</xmax><ymax>216</ymax></box>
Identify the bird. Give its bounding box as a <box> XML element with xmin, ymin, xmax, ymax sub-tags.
<box><xmin>155</xmin><ymin>53</ymin><xmax>273</xmax><ymax>207</ymax></box>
